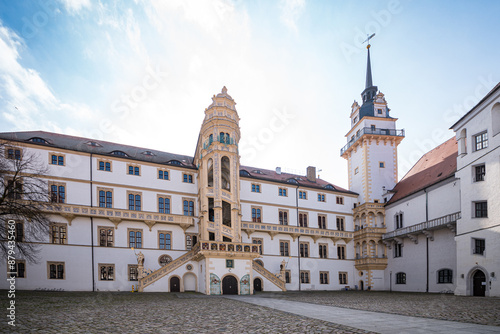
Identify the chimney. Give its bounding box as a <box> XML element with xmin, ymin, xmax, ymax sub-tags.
<box><xmin>276</xmin><ymin>167</ymin><xmax>281</xmax><ymax>175</ymax></box>
<box><xmin>306</xmin><ymin>166</ymin><xmax>316</xmax><ymax>182</ymax></box>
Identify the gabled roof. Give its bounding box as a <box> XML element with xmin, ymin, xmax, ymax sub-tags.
<box><xmin>239</xmin><ymin>166</ymin><xmax>357</xmax><ymax>195</ymax></box>
<box><xmin>0</xmin><ymin>131</ymin><xmax>196</xmax><ymax>168</ymax></box>
<box><xmin>386</xmin><ymin>137</ymin><xmax>457</xmax><ymax>205</ymax></box>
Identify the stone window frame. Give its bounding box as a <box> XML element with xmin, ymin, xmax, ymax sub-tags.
<box><xmin>128</xmin><ymin>228</ymin><xmax>143</xmax><ymax>249</ymax></box>
<box><xmin>337</xmin><ymin>245</ymin><xmax>346</xmax><ymax>259</ymax></box>
<box><xmin>317</xmin><ymin>214</ymin><xmax>327</xmax><ymax>229</ymax></box>
<box><xmin>336</xmin><ymin>196</ymin><xmax>344</xmax><ymax>205</ymax></box>
<box><xmin>97</xmin><ymin>187</ymin><xmax>114</xmax><ymax>208</ymax></box>
<box><xmin>319</xmin><ymin>243</ymin><xmax>328</xmax><ymax>259</ymax></box>
<box><xmin>251</xmin><ymin>206</ymin><xmax>262</xmax><ymax>223</ymax></box>
<box><xmin>285</xmin><ymin>270</ymin><xmax>291</xmax><ymax>284</ymax></box>
<box><xmin>97</xmin><ymin>159</ymin><xmax>112</xmax><ymax>172</ymax></box>
<box><xmin>182</xmin><ymin>172</ymin><xmax>194</xmax><ymax>183</ymax></box>
<box><xmin>182</xmin><ymin>197</ymin><xmax>196</xmax><ymax>216</ymax></box>
<box><xmin>157</xmin><ymin>194</ymin><xmax>172</xmax><ymax>214</ymax></box>
<box><xmin>47</xmin><ymin>261</ymin><xmax>65</xmax><ymax>280</ymax></box>
<box><xmin>278</xmin><ymin>209</ymin><xmax>289</xmax><ymax>225</ymax></box>
<box><xmin>49</xmin><ymin>181</ymin><xmax>66</xmax><ymax>204</ymax></box>
<box><xmin>185</xmin><ymin>233</ymin><xmax>198</xmax><ymax>250</ymax></box>
<box><xmin>6</xmin><ymin>220</ymin><xmax>24</xmax><ymax>242</ymax></box>
<box><xmin>278</xmin><ymin>187</ymin><xmax>288</xmax><ymax>197</ymax></box>
<box><xmin>299</xmin><ymin>241</ymin><xmax>309</xmax><ymax>258</ymax></box>
<box><xmin>98</xmin><ymin>263</ymin><xmax>115</xmax><ymax>281</ymax></box>
<box><xmin>279</xmin><ymin>239</ymin><xmax>290</xmax><ymax>256</ymax></box>
<box><xmin>5</xmin><ymin>177</ymin><xmax>23</xmax><ymax>200</ymax></box>
<box><xmin>298</xmin><ymin>211</ymin><xmax>308</xmax><ymax>227</ymax></box>
<box><xmin>128</xmin><ymin>264</ymin><xmax>138</xmax><ymax>281</ymax></box>
<box><xmin>50</xmin><ymin>222</ymin><xmax>67</xmax><ymax>244</ymax></box>
<box><xmin>127</xmin><ymin>163</ymin><xmax>141</xmax><ymax>176</ymax></box>
<box><xmin>48</xmin><ymin>152</ymin><xmax>66</xmax><ymax>166</ymax></box>
<box><xmin>8</xmin><ymin>259</ymin><xmax>26</xmax><ymax>278</ymax></box>
<box><xmin>300</xmin><ymin>270</ymin><xmax>310</xmax><ymax>284</ymax></box>
<box><xmin>298</xmin><ymin>190</ymin><xmax>307</xmax><ymax>200</ymax></box>
<box><xmin>158</xmin><ymin>230</ymin><xmax>172</xmax><ymax>250</ymax></box>
<box><xmin>127</xmin><ymin>191</ymin><xmax>143</xmax><ymax>211</ymax></box>
<box><xmin>338</xmin><ymin>271</ymin><xmax>348</xmax><ymax>285</ymax></box>
<box><xmin>336</xmin><ymin>216</ymin><xmax>345</xmax><ymax>231</ymax></box>
<box><xmin>157</xmin><ymin>167</ymin><xmax>170</xmax><ymax>180</ymax></box>
<box><xmin>5</xmin><ymin>146</ymin><xmax>22</xmax><ymax>160</ymax></box>
<box><xmin>251</xmin><ymin>183</ymin><xmax>261</xmax><ymax>193</ymax></box>
<box><xmin>319</xmin><ymin>271</ymin><xmax>329</xmax><ymax>284</ymax></box>
<box><xmin>98</xmin><ymin>226</ymin><xmax>114</xmax><ymax>247</ymax></box>
<box><xmin>379</xmin><ymin>161</ymin><xmax>385</xmax><ymax>168</ymax></box>
<box><xmin>317</xmin><ymin>193</ymin><xmax>326</xmax><ymax>202</ymax></box>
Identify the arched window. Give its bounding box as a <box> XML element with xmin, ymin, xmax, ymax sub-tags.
<box><xmin>395</xmin><ymin>212</ymin><xmax>403</xmax><ymax>229</ymax></box>
<box><xmin>158</xmin><ymin>254</ymin><xmax>173</xmax><ymax>267</ymax></box>
<box><xmin>458</xmin><ymin>128</ymin><xmax>467</xmax><ymax>156</ymax></box>
<box><xmin>396</xmin><ymin>272</ymin><xmax>406</xmax><ymax>284</ymax></box>
<box><xmin>111</xmin><ymin>150</ymin><xmax>128</xmax><ymax>157</ymax></box>
<box><xmin>221</xmin><ymin>156</ymin><xmax>230</xmax><ymax>191</ymax></box>
<box><xmin>207</xmin><ymin>159</ymin><xmax>213</xmax><ymax>187</ymax></box>
<box><xmin>220</xmin><ymin>132</ymin><xmax>225</xmax><ymax>143</ymax></box>
<box><xmin>437</xmin><ymin>269</ymin><xmax>453</xmax><ymax>283</ymax></box>
<box><xmin>209</xmin><ymin>134</ymin><xmax>213</xmax><ymax>145</ymax></box>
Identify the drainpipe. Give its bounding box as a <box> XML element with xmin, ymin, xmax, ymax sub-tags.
<box><xmin>424</xmin><ymin>188</ymin><xmax>429</xmax><ymax>293</ymax></box>
<box><xmin>90</xmin><ymin>153</ymin><xmax>95</xmax><ymax>292</ymax></box>
<box><xmin>296</xmin><ymin>186</ymin><xmax>301</xmax><ymax>291</ymax></box>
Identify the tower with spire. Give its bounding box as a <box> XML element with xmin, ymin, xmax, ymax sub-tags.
<box><xmin>340</xmin><ymin>40</ymin><xmax>405</xmax><ymax>290</ymax></box>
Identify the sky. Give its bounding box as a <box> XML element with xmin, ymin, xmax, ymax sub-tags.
<box><xmin>0</xmin><ymin>0</ymin><xmax>499</xmax><ymax>188</ymax></box>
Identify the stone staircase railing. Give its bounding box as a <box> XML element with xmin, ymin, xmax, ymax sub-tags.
<box><xmin>138</xmin><ymin>244</ymin><xmax>200</xmax><ymax>291</ymax></box>
<box><xmin>252</xmin><ymin>261</ymin><xmax>286</xmax><ymax>291</ymax></box>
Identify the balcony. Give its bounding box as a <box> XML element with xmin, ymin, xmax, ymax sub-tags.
<box><xmin>196</xmin><ymin>240</ymin><xmax>261</xmax><ymax>259</ymax></box>
<box><xmin>354</xmin><ymin>227</ymin><xmax>387</xmax><ymax>240</ymax></box>
<box><xmin>340</xmin><ymin>127</ymin><xmax>405</xmax><ymax>156</ymax></box>
<box><xmin>355</xmin><ymin>256</ymin><xmax>388</xmax><ymax>270</ymax></box>
<box><xmin>382</xmin><ymin>212</ymin><xmax>460</xmax><ymax>240</ymax></box>
<box><xmin>203</xmin><ymin>134</ymin><xmax>237</xmax><ymax>150</ymax></box>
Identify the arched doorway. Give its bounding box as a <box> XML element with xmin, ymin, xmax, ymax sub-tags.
<box><xmin>359</xmin><ymin>280</ymin><xmax>364</xmax><ymax>291</ymax></box>
<box><xmin>170</xmin><ymin>276</ymin><xmax>180</xmax><ymax>292</ymax></box>
<box><xmin>472</xmin><ymin>270</ymin><xmax>486</xmax><ymax>296</ymax></box>
<box><xmin>183</xmin><ymin>273</ymin><xmax>196</xmax><ymax>292</ymax></box>
<box><xmin>254</xmin><ymin>278</ymin><xmax>262</xmax><ymax>292</ymax></box>
<box><xmin>222</xmin><ymin>275</ymin><xmax>238</xmax><ymax>295</ymax></box>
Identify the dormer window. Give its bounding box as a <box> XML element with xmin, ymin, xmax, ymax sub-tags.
<box><xmin>167</xmin><ymin>160</ymin><xmax>182</xmax><ymax>166</ymax></box>
<box><xmin>111</xmin><ymin>150</ymin><xmax>128</xmax><ymax>157</ymax></box>
<box><xmin>142</xmin><ymin>151</ymin><xmax>155</xmax><ymax>156</ymax></box>
<box><xmin>240</xmin><ymin>170</ymin><xmax>251</xmax><ymax>177</ymax></box>
<box><xmin>287</xmin><ymin>178</ymin><xmax>298</xmax><ymax>184</ymax></box>
<box><xmin>86</xmin><ymin>141</ymin><xmax>101</xmax><ymax>147</ymax></box>
<box><xmin>377</xmin><ymin>109</ymin><xmax>382</xmax><ymax>115</ymax></box>
<box><xmin>324</xmin><ymin>184</ymin><xmax>335</xmax><ymax>190</ymax></box>
<box><xmin>29</xmin><ymin>137</ymin><xmax>48</xmax><ymax>144</ymax></box>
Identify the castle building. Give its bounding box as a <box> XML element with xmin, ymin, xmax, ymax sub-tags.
<box><xmin>1</xmin><ymin>46</ymin><xmax>499</xmax><ymax>296</ymax></box>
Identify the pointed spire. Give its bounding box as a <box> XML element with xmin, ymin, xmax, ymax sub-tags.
<box><xmin>365</xmin><ymin>44</ymin><xmax>373</xmax><ymax>89</ymax></box>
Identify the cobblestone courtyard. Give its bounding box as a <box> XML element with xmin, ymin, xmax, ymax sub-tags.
<box><xmin>1</xmin><ymin>290</ymin><xmax>498</xmax><ymax>333</ymax></box>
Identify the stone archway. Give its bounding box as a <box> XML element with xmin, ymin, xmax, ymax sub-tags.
<box><xmin>359</xmin><ymin>280</ymin><xmax>364</xmax><ymax>291</ymax></box>
<box><xmin>472</xmin><ymin>270</ymin><xmax>486</xmax><ymax>296</ymax></box>
<box><xmin>222</xmin><ymin>275</ymin><xmax>238</xmax><ymax>295</ymax></box>
<box><xmin>170</xmin><ymin>276</ymin><xmax>180</xmax><ymax>292</ymax></box>
<box><xmin>183</xmin><ymin>273</ymin><xmax>196</xmax><ymax>292</ymax></box>
<box><xmin>254</xmin><ymin>277</ymin><xmax>262</xmax><ymax>292</ymax></box>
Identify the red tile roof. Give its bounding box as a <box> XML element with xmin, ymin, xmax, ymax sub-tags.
<box><xmin>386</xmin><ymin>137</ymin><xmax>457</xmax><ymax>205</ymax></box>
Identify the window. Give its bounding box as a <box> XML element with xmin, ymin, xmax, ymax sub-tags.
<box><xmin>128</xmin><ymin>264</ymin><xmax>138</xmax><ymax>281</ymax></box>
<box><xmin>320</xmin><ymin>271</ymin><xmax>329</xmax><ymax>284</ymax></box>
<box><xmin>158</xmin><ymin>196</ymin><xmax>171</xmax><ymax>214</ymax></box>
<box><xmin>8</xmin><ymin>221</ymin><xmax>24</xmax><ymax>242</ymax></box>
<box><xmin>219</xmin><ymin>132</ymin><xmax>230</xmax><ymax>144</ymax></box>
<box><xmin>394</xmin><ymin>242</ymin><xmax>403</xmax><ymax>258</ymax></box>
<box><xmin>285</xmin><ymin>270</ymin><xmax>291</xmax><ymax>284</ymax></box>
<box><xmin>183</xmin><ymin>173</ymin><xmax>193</xmax><ymax>183</ymax></box>
<box><xmin>251</xmin><ymin>183</ymin><xmax>261</xmax><ymax>193</ymax></box>
<box><xmin>474</xmin><ymin>201</ymin><xmax>488</xmax><ymax>218</ymax></box>
<box><xmin>437</xmin><ymin>269</ymin><xmax>453</xmax><ymax>284</ymax></box>
<box><xmin>158</xmin><ymin>254</ymin><xmax>173</xmax><ymax>266</ymax></box>
<box><xmin>186</xmin><ymin>234</ymin><xmax>198</xmax><ymax>250</ymax></box>
<box><xmin>128</xmin><ymin>192</ymin><xmax>142</xmax><ymax>211</ymax></box>
<box><xmin>300</xmin><ymin>270</ymin><xmax>310</xmax><ymax>284</ymax></box>
<box><xmin>127</xmin><ymin>165</ymin><xmax>140</xmax><ymax>176</ymax></box>
<box><xmin>319</xmin><ymin>244</ymin><xmax>328</xmax><ymax>258</ymax></box>
<box><xmin>473</xmin><ymin>238</ymin><xmax>485</xmax><ymax>255</ymax></box>
<box><xmin>280</xmin><ymin>240</ymin><xmax>290</xmax><ymax>256</ymax></box>
<box><xmin>371</xmin><ymin>124</ymin><xmax>376</xmax><ymax>131</ymax></box>
<box><xmin>339</xmin><ymin>272</ymin><xmax>348</xmax><ymax>285</ymax></box>
<box><xmin>317</xmin><ymin>194</ymin><xmax>325</xmax><ymax>202</ymax></box>
<box><xmin>6</xmin><ymin>147</ymin><xmax>22</xmax><ymax>160</ymax></box>
<box><xmin>6</xmin><ymin>179</ymin><xmax>23</xmax><ymax>200</ymax></box>
<box><xmin>278</xmin><ymin>188</ymin><xmax>287</xmax><ymax>196</ymax></box>
<box><xmin>379</xmin><ymin>162</ymin><xmax>385</xmax><ymax>168</ymax></box>
<box><xmin>279</xmin><ymin>210</ymin><xmax>288</xmax><ymax>225</ymax></box>
<box><xmin>10</xmin><ymin>260</ymin><xmax>26</xmax><ymax>278</ymax></box>
<box><xmin>377</xmin><ymin>109</ymin><xmax>382</xmax><ymax>115</ymax></box>
<box><xmin>299</xmin><ymin>212</ymin><xmax>308</xmax><ymax>227</ymax></box>
<box><xmin>299</xmin><ymin>242</ymin><xmax>309</xmax><ymax>257</ymax></box>
<box><xmin>49</xmin><ymin>183</ymin><xmax>66</xmax><ymax>203</ymax></box>
<box><xmin>183</xmin><ymin>199</ymin><xmax>194</xmax><ymax>216</ymax></box>
<box><xmin>354</xmin><ymin>167</ymin><xmax>359</xmax><ymax>174</ymax></box>
<box><xmin>336</xmin><ymin>217</ymin><xmax>345</xmax><ymax>231</ymax></box>
<box><xmin>251</xmin><ymin>207</ymin><xmax>262</xmax><ymax>223</ymax></box>
<box><xmin>474</xmin><ymin>165</ymin><xmax>485</xmax><ymax>182</ymax></box>
<box><xmin>99</xmin><ymin>264</ymin><xmax>115</xmax><ymax>281</ymax></box>
<box><xmin>158</xmin><ymin>231</ymin><xmax>172</xmax><ymax>250</ymax></box>
<box><xmin>474</xmin><ymin>132</ymin><xmax>488</xmax><ymax>151</ymax></box>
<box><xmin>111</xmin><ymin>150</ymin><xmax>128</xmax><ymax>157</ymax></box>
<box><xmin>98</xmin><ymin>189</ymin><xmax>113</xmax><ymax>208</ymax></box>
<box><xmin>337</xmin><ymin>245</ymin><xmax>346</xmax><ymax>259</ymax></box>
<box><xmin>396</xmin><ymin>272</ymin><xmax>406</xmax><ymax>284</ymax></box>
<box><xmin>128</xmin><ymin>229</ymin><xmax>143</xmax><ymax>248</ymax></box>
<box><xmin>158</xmin><ymin>169</ymin><xmax>169</xmax><ymax>180</ymax></box>
<box><xmin>99</xmin><ymin>227</ymin><xmax>114</xmax><ymax>247</ymax></box>
<box><xmin>51</xmin><ymin>223</ymin><xmax>67</xmax><ymax>244</ymax></box>
<box><xmin>336</xmin><ymin>196</ymin><xmax>344</xmax><ymax>205</ymax></box>
<box><xmin>50</xmin><ymin>153</ymin><xmax>65</xmax><ymax>166</ymax></box>
<box><xmin>299</xmin><ymin>191</ymin><xmax>307</xmax><ymax>199</ymax></box>
<box><xmin>48</xmin><ymin>262</ymin><xmax>65</xmax><ymax>279</ymax></box>
<box><xmin>318</xmin><ymin>214</ymin><xmax>326</xmax><ymax>229</ymax></box>
<box><xmin>252</xmin><ymin>238</ymin><xmax>263</xmax><ymax>254</ymax></box>
<box><xmin>395</xmin><ymin>212</ymin><xmax>404</xmax><ymax>229</ymax></box>
<box><xmin>98</xmin><ymin>160</ymin><xmax>111</xmax><ymax>171</ymax></box>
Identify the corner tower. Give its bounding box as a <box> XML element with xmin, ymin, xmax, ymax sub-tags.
<box><xmin>340</xmin><ymin>41</ymin><xmax>405</xmax><ymax>290</ymax></box>
<box><xmin>194</xmin><ymin>87</ymin><xmax>242</xmax><ymax>242</ymax></box>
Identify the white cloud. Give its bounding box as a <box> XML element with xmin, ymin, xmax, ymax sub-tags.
<box><xmin>59</xmin><ymin>0</ymin><xmax>91</xmax><ymax>14</ymax></box>
<box><xmin>279</xmin><ymin>0</ymin><xmax>305</xmax><ymax>33</ymax></box>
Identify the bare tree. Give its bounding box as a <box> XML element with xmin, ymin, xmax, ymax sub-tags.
<box><xmin>0</xmin><ymin>141</ymin><xmax>54</xmax><ymax>263</ymax></box>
